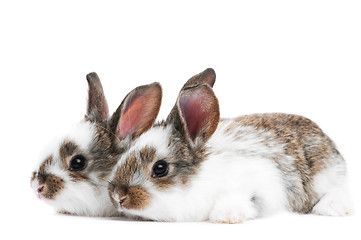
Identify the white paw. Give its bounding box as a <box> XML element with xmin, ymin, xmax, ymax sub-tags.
<box><xmin>312</xmin><ymin>191</ymin><xmax>353</xmax><ymax>216</ymax></box>
<box><xmin>209</xmin><ymin>204</ymin><xmax>257</xmax><ymax>224</ymax></box>
<box><xmin>209</xmin><ymin>209</ymin><xmax>246</xmax><ymax>224</ymax></box>
<box><xmin>312</xmin><ymin>200</ymin><xmax>353</xmax><ymax>216</ymax></box>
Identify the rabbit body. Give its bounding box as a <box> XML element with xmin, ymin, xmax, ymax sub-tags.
<box><xmin>109</xmin><ymin>84</ymin><xmax>352</xmax><ymax>223</ymax></box>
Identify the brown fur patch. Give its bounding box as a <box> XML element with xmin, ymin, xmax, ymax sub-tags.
<box><xmin>30</xmin><ymin>171</ymin><xmax>36</xmax><ymax>184</ymax></box>
<box><xmin>123</xmin><ymin>187</ymin><xmax>150</xmax><ymax>210</ymax></box>
<box><xmin>59</xmin><ymin>141</ymin><xmax>79</xmax><ymax>168</ymax></box>
<box><xmin>33</xmin><ymin>155</ymin><xmax>65</xmax><ymax>199</ymax></box>
<box><xmin>234</xmin><ymin>113</ymin><xmax>337</xmax><ymax>175</ymax></box>
<box><xmin>109</xmin><ymin>183</ymin><xmax>151</xmax><ymax>210</ymax></box>
<box><xmin>112</xmin><ymin>152</ymin><xmax>139</xmax><ymax>186</ymax></box>
<box><xmin>57</xmin><ymin>141</ymin><xmax>89</xmax><ymax>182</ymax></box>
<box><xmin>110</xmin><ymin>152</ymin><xmax>152</xmax><ymax>210</ymax></box>
<box><xmin>139</xmin><ymin>146</ymin><xmax>157</xmax><ymax>164</ymax></box>
<box><xmin>232</xmin><ymin>113</ymin><xmax>344</xmax><ymax>213</ymax></box>
<box><xmin>38</xmin><ymin>155</ymin><xmax>53</xmax><ymax>174</ymax></box>
<box><xmin>36</xmin><ymin>173</ymin><xmax>65</xmax><ymax>200</ymax></box>
<box><xmin>181</xmin><ymin>68</ymin><xmax>216</xmax><ymax>89</ymax></box>
<box><xmin>56</xmin><ymin>125</ymin><xmax>122</xmax><ymax>183</ymax></box>
<box><xmin>89</xmin><ymin>123</ymin><xmax>123</xmax><ymax>179</ymax></box>
<box><xmin>139</xmin><ymin>146</ymin><xmax>176</xmax><ymax>189</ymax></box>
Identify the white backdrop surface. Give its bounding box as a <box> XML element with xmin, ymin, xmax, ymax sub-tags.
<box><xmin>0</xmin><ymin>1</ymin><xmax>360</xmax><ymax>239</ymax></box>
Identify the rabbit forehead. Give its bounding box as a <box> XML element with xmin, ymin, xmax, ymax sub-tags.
<box><xmin>64</xmin><ymin>120</ymin><xmax>96</xmax><ymax>149</ymax></box>
<box><xmin>129</xmin><ymin>125</ymin><xmax>172</xmax><ymax>156</ymax></box>
<box><xmin>37</xmin><ymin>120</ymin><xmax>96</xmax><ymax>162</ymax></box>
<box><xmin>110</xmin><ymin>125</ymin><xmax>171</xmax><ymax>177</ymax></box>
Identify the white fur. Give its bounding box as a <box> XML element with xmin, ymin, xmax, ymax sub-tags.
<box><xmin>31</xmin><ymin>120</ymin><xmax>118</xmax><ymax>217</ymax></box>
<box><xmin>113</xmin><ymin>120</ymin><xmax>289</xmax><ymax>223</ymax></box>
<box><xmin>311</xmin><ymin>156</ymin><xmax>353</xmax><ymax>216</ymax></box>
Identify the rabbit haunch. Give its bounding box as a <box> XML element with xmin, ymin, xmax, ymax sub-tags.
<box><xmin>108</xmin><ymin>84</ymin><xmax>352</xmax><ymax>223</ymax></box>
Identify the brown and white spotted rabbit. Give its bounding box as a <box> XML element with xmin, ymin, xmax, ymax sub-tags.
<box><xmin>108</xmin><ymin>83</ymin><xmax>353</xmax><ymax>223</ymax></box>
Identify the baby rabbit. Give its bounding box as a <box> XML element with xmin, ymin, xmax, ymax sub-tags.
<box><xmin>31</xmin><ymin>72</ymin><xmax>162</xmax><ymax>216</ymax></box>
<box><xmin>108</xmin><ymin>83</ymin><xmax>353</xmax><ymax>223</ymax></box>
<box><xmin>31</xmin><ymin>68</ymin><xmax>216</xmax><ymax>217</ymax></box>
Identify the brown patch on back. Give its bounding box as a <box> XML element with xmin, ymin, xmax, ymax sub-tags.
<box><xmin>233</xmin><ymin>113</ymin><xmax>343</xmax><ymax>213</ymax></box>
<box><xmin>235</xmin><ymin>113</ymin><xmax>337</xmax><ymax>175</ymax></box>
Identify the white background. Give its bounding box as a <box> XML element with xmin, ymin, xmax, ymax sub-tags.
<box><xmin>1</xmin><ymin>1</ymin><xmax>360</xmax><ymax>239</ymax></box>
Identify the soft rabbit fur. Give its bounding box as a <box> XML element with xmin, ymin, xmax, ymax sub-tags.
<box><xmin>109</xmin><ymin>84</ymin><xmax>353</xmax><ymax>223</ymax></box>
<box><xmin>30</xmin><ymin>69</ymin><xmax>216</xmax><ymax>217</ymax></box>
<box><xmin>30</xmin><ymin>73</ymin><xmax>162</xmax><ymax>216</ymax></box>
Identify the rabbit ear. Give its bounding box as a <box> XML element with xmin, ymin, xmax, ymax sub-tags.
<box><xmin>181</xmin><ymin>68</ymin><xmax>216</xmax><ymax>89</ymax></box>
<box><xmin>109</xmin><ymin>82</ymin><xmax>162</xmax><ymax>140</ymax></box>
<box><xmin>172</xmin><ymin>84</ymin><xmax>220</xmax><ymax>145</ymax></box>
<box><xmin>86</xmin><ymin>72</ymin><xmax>109</xmax><ymax>122</ymax></box>
<box><xmin>166</xmin><ymin>68</ymin><xmax>216</xmax><ymax>123</ymax></box>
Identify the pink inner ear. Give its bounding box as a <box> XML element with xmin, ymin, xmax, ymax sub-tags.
<box><xmin>180</xmin><ymin>94</ymin><xmax>207</xmax><ymax>141</ymax></box>
<box><xmin>117</xmin><ymin>95</ymin><xmax>149</xmax><ymax>139</ymax></box>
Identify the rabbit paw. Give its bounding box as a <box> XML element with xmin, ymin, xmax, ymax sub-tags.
<box><xmin>312</xmin><ymin>196</ymin><xmax>353</xmax><ymax>216</ymax></box>
<box><xmin>209</xmin><ymin>201</ymin><xmax>257</xmax><ymax>224</ymax></box>
<box><xmin>312</xmin><ymin>187</ymin><xmax>353</xmax><ymax>217</ymax></box>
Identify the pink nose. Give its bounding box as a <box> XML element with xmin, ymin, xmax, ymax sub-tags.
<box><xmin>37</xmin><ymin>185</ymin><xmax>44</xmax><ymax>193</ymax></box>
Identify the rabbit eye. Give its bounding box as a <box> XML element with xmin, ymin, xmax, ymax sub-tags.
<box><xmin>69</xmin><ymin>155</ymin><xmax>87</xmax><ymax>171</ymax></box>
<box><xmin>152</xmin><ymin>160</ymin><xmax>169</xmax><ymax>178</ymax></box>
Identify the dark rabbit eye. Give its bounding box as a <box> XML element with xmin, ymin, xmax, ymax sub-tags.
<box><xmin>152</xmin><ymin>160</ymin><xmax>169</xmax><ymax>178</ymax></box>
<box><xmin>69</xmin><ymin>155</ymin><xmax>87</xmax><ymax>171</ymax></box>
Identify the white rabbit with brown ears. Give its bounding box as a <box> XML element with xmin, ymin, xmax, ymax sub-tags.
<box><xmin>108</xmin><ymin>83</ymin><xmax>353</xmax><ymax>223</ymax></box>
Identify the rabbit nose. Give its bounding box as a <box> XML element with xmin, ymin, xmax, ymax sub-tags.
<box><xmin>37</xmin><ymin>183</ymin><xmax>49</xmax><ymax>194</ymax></box>
<box><xmin>38</xmin><ymin>185</ymin><xmax>44</xmax><ymax>193</ymax></box>
<box><xmin>119</xmin><ymin>195</ymin><xmax>128</xmax><ymax>204</ymax></box>
<box><xmin>36</xmin><ymin>183</ymin><xmax>49</xmax><ymax>199</ymax></box>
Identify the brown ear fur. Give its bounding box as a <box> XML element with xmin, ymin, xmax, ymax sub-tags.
<box><xmin>173</xmin><ymin>84</ymin><xmax>220</xmax><ymax>145</ymax></box>
<box><xmin>86</xmin><ymin>72</ymin><xmax>109</xmax><ymax>122</ymax></box>
<box><xmin>166</xmin><ymin>68</ymin><xmax>216</xmax><ymax>123</ymax></box>
<box><xmin>109</xmin><ymin>82</ymin><xmax>162</xmax><ymax>140</ymax></box>
<box><xmin>181</xmin><ymin>68</ymin><xmax>216</xmax><ymax>89</ymax></box>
